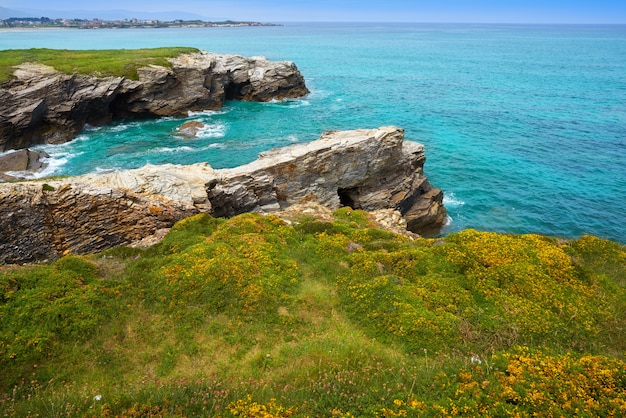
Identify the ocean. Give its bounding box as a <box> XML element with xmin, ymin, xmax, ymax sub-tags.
<box><xmin>1</xmin><ymin>23</ymin><xmax>625</xmax><ymax>243</ymax></box>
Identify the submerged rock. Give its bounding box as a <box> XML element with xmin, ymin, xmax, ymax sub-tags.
<box><xmin>0</xmin><ymin>51</ymin><xmax>309</xmax><ymax>151</ymax></box>
<box><xmin>175</xmin><ymin>120</ymin><xmax>205</xmax><ymax>138</ymax></box>
<box><xmin>0</xmin><ymin>126</ymin><xmax>445</xmax><ymax>264</ymax></box>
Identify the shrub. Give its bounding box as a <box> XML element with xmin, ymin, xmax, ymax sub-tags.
<box><xmin>0</xmin><ymin>256</ymin><xmax>123</xmax><ymax>388</ymax></box>
<box><xmin>1</xmin><ymin>214</ymin><xmax>624</xmax><ymax>416</ymax></box>
<box><xmin>136</xmin><ymin>213</ymin><xmax>301</xmax><ymax>320</ymax></box>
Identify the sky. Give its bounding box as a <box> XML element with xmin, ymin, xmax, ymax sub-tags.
<box><xmin>3</xmin><ymin>0</ymin><xmax>626</xmax><ymax>23</ymax></box>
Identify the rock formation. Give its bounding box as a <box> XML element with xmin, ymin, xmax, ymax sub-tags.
<box><xmin>175</xmin><ymin>120</ymin><xmax>206</xmax><ymax>138</ymax></box>
<box><xmin>0</xmin><ymin>182</ymin><xmax>195</xmax><ymax>264</ymax></box>
<box><xmin>274</xmin><ymin>202</ymin><xmax>419</xmax><ymax>240</ymax></box>
<box><xmin>0</xmin><ymin>149</ymin><xmax>50</xmax><ymax>181</ymax></box>
<box><xmin>0</xmin><ymin>51</ymin><xmax>309</xmax><ymax>151</ymax></box>
<box><xmin>206</xmin><ymin>127</ymin><xmax>446</xmax><ymax>233</ymax></box>
<box><xmin>0</xmin><ymin>127</ymin><xmax>445</xmax><ymax>264</ymax></box>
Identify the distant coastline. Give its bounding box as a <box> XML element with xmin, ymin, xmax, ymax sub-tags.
<box><xmin>0</xmin><ymin>17</ymin><xmax>278</xmax><ymax>30</ymax></box>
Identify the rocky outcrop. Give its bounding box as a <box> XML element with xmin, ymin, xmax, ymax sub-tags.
<box><xmin>0</xmin><ymin>182</ymin><xmax>196</xmax><ymax>264</ymax></box>
<box><xmin>0</xmin><ymin>149</ymin><xmax>50</xmax><ymax>181</ymax></box>
<box><xmin>274</xmin><ymin>202</ymin><xmax>419</xmax><ymax>240</ymax></box>
<box><xmin>0</xmin><ymin>127</ymin><xmax>445</xmax><ymax>264</ymax></box>
<box><xmin>175</xmin><ymin>120</ymin><xmax>206</xmax><ymax>138</ymax></box>
<box><xmin>0</xmin><ymin>51</ymin><xmax>309</xmax><ymax>151</ymax></box>
<box><xmin>206</xmin><ymin>127</ymin><xmax>446</xmax><ymax>232</ymax></box>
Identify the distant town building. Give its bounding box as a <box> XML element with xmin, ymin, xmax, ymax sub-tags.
<box><xmin>0</xmin><ymin>16</ymin><xmax>277</xmax><ymax>29</ymax></box>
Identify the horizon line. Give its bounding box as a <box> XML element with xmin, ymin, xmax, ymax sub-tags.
<box><xmin>3</xmin><ymin>17</ymin><xmax>626</xmax><ymax>25</ymax></box>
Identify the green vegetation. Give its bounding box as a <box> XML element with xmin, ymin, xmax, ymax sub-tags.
<box><xmin>0</xmin><ymin>47</ymin><xmax>200</xmax><ymax>83</ymax></box>
<box><xmin>1</xmin><ymin>210</ymin><xmax>624</xmax><ymax>417</ymax></box>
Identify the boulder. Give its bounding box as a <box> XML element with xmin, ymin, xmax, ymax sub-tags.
<box><xmin>175</xmin><ymin>120</ymin><xmax>205</xmax><ymax>138</ymax></box>
<box><xmin>0</xmin><ymin>149</ymin><xmax>50</xmax><ymax>180</ymax></box>
<box><xmin>0</xmin><ymin>51</ymin><xmax>309</xmax><ymax>151</ymax></box>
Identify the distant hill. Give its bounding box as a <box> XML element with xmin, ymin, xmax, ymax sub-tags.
<box><xmin>1</xmin><ymin>7</ymin><xmax>226</xmax><ymax>21</ymax></box>
<box><xmin>0</xmin><ymin>7</ymin><xmax>27</xmax><ymax>19</ymax></box>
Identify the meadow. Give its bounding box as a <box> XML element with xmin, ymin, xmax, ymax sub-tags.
<box><xmin>1</xmin><ymin>209</ymin><xmax>624</xmax><ymax>417</ymax></box>
<box><xmin>0</xmin><ymin>47</ymin><xmax>199</xmax><ymax>82</ymax></box>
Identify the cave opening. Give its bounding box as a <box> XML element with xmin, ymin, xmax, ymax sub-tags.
<box><xmin>337</xmin><ymin>187</ymin><xmax>360</xmax><ymax>209</ymax></box>
<box><xmin>224</xmin><ymin>81</ymin><xmax>251</xmax><ymax>100</ymax></box>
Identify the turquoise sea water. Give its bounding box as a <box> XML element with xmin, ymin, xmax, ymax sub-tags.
<box><xmin>1</xmin><ymin>23</ymin><xmax>625</xmax><ymax>243</ymax></box>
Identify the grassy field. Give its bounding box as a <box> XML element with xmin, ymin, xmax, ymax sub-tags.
<box><xmin>0</xmin><ymin>47</ymin><xmax>200</xmax><ymax>83</ymax></box>
<box><xmin>1</xmin><ymin>209</ymin><xmax>624</xmax><ymax>417</ymax></box>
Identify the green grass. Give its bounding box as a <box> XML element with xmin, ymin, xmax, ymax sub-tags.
<box><xmin>0</xmin><ymin>47</ymin><xmax>200</xmax><ymax>82</ymax></box>
<box><xmin>1</xmin><ymin>211</ymin><xmax>624</xmax><ymax>417</ymax></box>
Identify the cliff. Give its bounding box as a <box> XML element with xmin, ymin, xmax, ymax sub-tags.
<box><xmin>0</xmin><ymin>50</ymin><xmax>309</xmax><ymax>151</ymax></box>
<box><xmin>0</xmin><ymin>127</ymin><xmax>446</xmax><ymax>264</ymax></box>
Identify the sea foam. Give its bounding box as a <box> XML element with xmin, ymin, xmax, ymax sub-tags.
<box><xmin>443</xmin><ymin>192</ymin><xmax>465</xmax><ymax>208</ymax></box>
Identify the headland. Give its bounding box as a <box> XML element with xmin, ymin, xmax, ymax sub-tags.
<box><xmin>0</xmin><ymin>49</ymin><xmax>445</xmax><ymax>263</ymax></box>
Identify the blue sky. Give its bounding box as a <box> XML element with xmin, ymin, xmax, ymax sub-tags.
<box><xmin>4</xmin><ymin>0</ymin><xmax>626</xmax><ymax>23</ymax></box>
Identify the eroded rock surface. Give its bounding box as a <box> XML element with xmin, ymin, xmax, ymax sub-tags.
<box><xmin>207</xmin><ymin>127</ymin><xmax>446</xmax><ymax>232</ymax></box>
<box><xmin>0</xmin><ymin>127</ymin><xmax>445</xmax><ymax>263</ymax></box>
<box><xmin>0</xmin><ymin>51</ymin><xmax>309</xmax><ymax>151</ymax></box>
<box><xmin>0</xmin><ymin>182</ymin><xmax>195</xmax><ymax>264</ymax></box>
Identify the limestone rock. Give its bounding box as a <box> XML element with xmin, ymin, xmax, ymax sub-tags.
<box><xmin>0</xmin><ymin>181</ymin><xmax>196</xmax><ymax>264</ymax></box>
<box><xmin>370</xmin><ymin>208</ymin><xmax>419</xmax><ymax>239</ymax></box>
<box><xmin>0</xmin><ymin>127</ymin><xmax>445</xmax><ymax>264</ymax></box>
<box><xmin>175</xmin><ymin>120</ymin><xmax>205</xmax><ymax>138</ymax></box>
<box><xmin>129</xmin><ymin>228</ymin><xmax>171</xmax><ymax>248</ymax></box>
<box><xmin>0</xmin><ymin>149</ymin><xmax>50</xmax><ymax>172</ymax></box>
<box><xmin>80</xmin><ymin>162</ymin><xmax>217</xmax><ymax>211</ymax></box>
<box><xmin>0</xmin><ymin>51</ymin><xmax>309</xmax><ymax>151</ymax></box>
<box><xmin>0</xmin><ymin>149</ymin><xmax>50</xmax><ymax>180</ymax></box>
<box><xmin>0</xmin><ymin>173</ymin><xmax>13</xmax><ymax>182</ymax></box>
<box><xmin>0</xmin><ymin>64</ymin><xmax>125</xmax><ymax>150</ymax></box>
<box><xmin>207</xmin><ymin>126</ymin><xmax>446</xmax><ymax>234</ymax></box>
<box><xmin>273</xmin><ymin>202</ymin><xmax>336</xmax><ymax>224</ymax></box>
<box><xmin>272</xmin><ymin>202</ymin><xmax>418</xmax><ymax>240</ymax></box>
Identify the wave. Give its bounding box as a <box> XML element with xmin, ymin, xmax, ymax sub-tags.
<box><xmin>0</xmin><ymin>149</ymin><xmax>19</xmax><ymax>158</ymax></box>
<box><xmin>82</xmin><ymin>124</ymin><xmax>103</xmax><ymax>132</ymax></box>
<box><xmin>174</xmin><ymin>120</ymin><xmax>227</xmax><ymax>139</ymax></box>
<box><xmin>154</xmin><ymin>146</ymin><xmax>195</xmax><ymax>153</ymax></box>
<box><xmin>264</xmin><ymin>98</ymin><xmax>311</xmax><ymax>109</ymax></box>
<box><xmin>108</xmin><ymin>124</ymin><xmax>131</xmax><ymax>133</ymax></box>
<box><xmin>196</xmin><ymin>122</ymin><xmax>227</xmax><ymax>139</ymax></box>
<box><xmin>91</xmin><ymin>166</ymin><xmax>124</xmax><ymax>175</ymax></box>
<box><xmin>443</xmin><ymin>192</ymin><xmax>465</xmax><ymax>208</ymax></box>
<box><xmin>155</xmin><ymin>116</ymin><xmax>177</xmax><ymax>123</ymax></box>
<box><xmin>5</xmin><ymin>153</ymin><xmax>69</xmax><ymax>180</ymax></box>
<box><xmin>187</xmin><ymin>109</ymin><xmax>229</xmax><ymax>117</ymax></box>
<box><xmin>302</xmin><ymin>88</ymin><xmax>333</xmax><ymax>101</ymax></box>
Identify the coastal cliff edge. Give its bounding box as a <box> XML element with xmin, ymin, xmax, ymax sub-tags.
<box><xmin>0</xmin><ymin>127</ymin><xmax>446</xmax><ymax>264</ymax></box>
<box><xmin>0</xmin><ymin>50</ymin><xmax>309</xmax><ymax>151</ymax></box>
